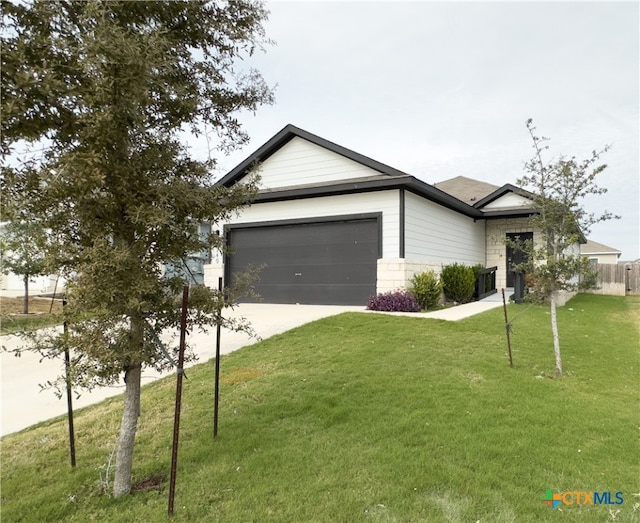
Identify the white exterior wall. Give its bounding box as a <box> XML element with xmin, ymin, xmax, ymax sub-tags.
<box><xmin>255</xmin><ymin>137</ymin><xmax>378</xmax><ymax>189</ymax></box>
<box><xmin>204</xmin><ymin>190</ymin><xmax>401</xmax><ymax>288</ymax></box>
<box><xmin>374</xmin><ymin>192</ymin><xmax>485</xmax><ymax>294</ymax></box>
<box><xmin>404</xmin><ymin>192</ymin><xmax>485</xmax><ymax>265</ymax></box>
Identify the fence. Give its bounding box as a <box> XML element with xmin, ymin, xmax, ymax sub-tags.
<box><xmin>585</xmin><ymin>263</ymin><xmax>640</xmax><ymax>296</ymax></box>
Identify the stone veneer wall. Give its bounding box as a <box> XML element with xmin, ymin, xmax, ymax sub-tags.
<box><xmin>376</xmin><ymin>258</ymin><xmax>442</xmax><ymax>294</ymax></box>
<box><xmin>485</xmin><ymin>218</ymin><xmax>579</xmax><ymax>306</ymax></box>
<box><xmin>485</xmin><ymin>217</ymin><xmax>536</xmax><ymax>290</ymax></box>
<box><xmin>554</xmin><ymin>290</ymin><xmax>577</xmax><ymax>306</ymax></box>
<box><xmin>203</xmin><ymin>263</ymin><xmax>224</xmax><ymax>289</ymax></box>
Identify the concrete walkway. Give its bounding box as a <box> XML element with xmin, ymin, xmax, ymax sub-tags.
<box><xmin>364</xmin><ymin>289</ymin><xmax>511</xmax><ymax>320</ymax></box>
<box><xmin>1</xmin><ymin>296</ymin><xmax>508</xmax><ymax>436</ymax></box>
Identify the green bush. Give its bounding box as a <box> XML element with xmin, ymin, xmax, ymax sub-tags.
<box><xmin>441</xmin><ymin>263</ymin><xmax>476</xmax><ymax>303</ymax></box>
<box><xmin>471</xmin><ymin>264</ymin><xmax>485</xmax><ymax>280</ymax></box>
<box><xmin>410</xmin><ymin>270</ymin><xmax>442</xmax><ymax>310</ymax></box>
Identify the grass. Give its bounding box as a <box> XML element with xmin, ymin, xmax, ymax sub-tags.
<box><xmin>0</xmin><ymin>296</ymin><xmax>63</xmax><ymax>335</ymax></box>
<box><xmin>1</xmin><ymin>294</ymin><xmax>638</xmax><ymax>522</ymax></box>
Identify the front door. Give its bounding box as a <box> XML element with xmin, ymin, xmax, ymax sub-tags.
<box><xmin>506</xmin><ymin>232</ymin><xmax>533</xmax><ymax>287</ymax></box>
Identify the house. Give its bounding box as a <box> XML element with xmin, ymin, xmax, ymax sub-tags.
<box><xmin>580</xmin><ymin>239</ymin><xmax>622</xmax><ymax>265</ymax></box>
<box><xmin>204</xmin><ymin>125</ymin><xmax>546</xmax><ymax>305</ymax></box>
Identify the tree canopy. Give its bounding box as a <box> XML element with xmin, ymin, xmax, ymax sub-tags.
<box><xmin>0</xmin><ymin>219</ymin><xmax>48</xmax><ymax>313</ymax></box>
<box><xmin>514</xmin><ymin>119</ymin><xmax>617</xmax><ymax>375</ymax></box>
<box><xmin>1</xmin><ymin>0</ymin><xmax>274</xmax><ymax>497</ymax></box>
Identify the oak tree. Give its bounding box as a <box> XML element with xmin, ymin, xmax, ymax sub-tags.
<box><xmin>1</xmin><ymin>0</ymin><xmax>274</xmax><ymax>497</ymax></box>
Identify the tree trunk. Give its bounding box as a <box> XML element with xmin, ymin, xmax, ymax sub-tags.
<box><xmin>23</xmin><ymin>275</ymin><xmax>29</xmax><ymax>314</ymax></box>
<box><xmin>550</xmin><ymin>292</ymin><xmax>562</xmax><ymax>376</ymax></box>
<box><xmin>113</xmin><ymin>362</ymin><xmax>142</xmax><ymax>498</ymax></box>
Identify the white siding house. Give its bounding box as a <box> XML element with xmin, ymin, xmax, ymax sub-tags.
<box><xmin>204</xmin><ymin>125</ymin><xmax>543</xmax><ymax>305</ymax></box>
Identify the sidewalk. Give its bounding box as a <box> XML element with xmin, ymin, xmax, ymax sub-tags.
<box><xmin>365</xmin><ymin>289</ymin><xmax>511</xmax><ymax>320</ymax></box>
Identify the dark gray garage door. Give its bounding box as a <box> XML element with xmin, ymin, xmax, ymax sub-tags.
<box><xmin>226</xmin><ymin>217</ymin><xmax>380</xmax><ymax>305</ymax></box>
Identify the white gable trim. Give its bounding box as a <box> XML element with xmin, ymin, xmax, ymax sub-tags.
<box><xmin>482</xmin><ymin>192</ymin><xmax>533</xmax><ymax>210</ymax></box>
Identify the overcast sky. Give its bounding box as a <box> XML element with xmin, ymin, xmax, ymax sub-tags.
<box><xmin>204</xmin><ymin>1</ymin><xmax>639</xmax><ymax>260</ymax></box>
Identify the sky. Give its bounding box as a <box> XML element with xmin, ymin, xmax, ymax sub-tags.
<box><xmin>200</xmin><ymin>1</ymin><xmax>639</xmax><ymax>260</ymax></box>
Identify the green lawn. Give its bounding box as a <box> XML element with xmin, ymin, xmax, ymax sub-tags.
<box><xmin>1</xmin><ymin>294</ymin><xmax>638</xmax><ymax>522</ymax></box>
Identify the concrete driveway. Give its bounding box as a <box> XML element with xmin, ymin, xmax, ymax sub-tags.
<box><xmin>0</xmin><ymin>304</ymin><xmax>362</xmax><ymax>436</ymax></box>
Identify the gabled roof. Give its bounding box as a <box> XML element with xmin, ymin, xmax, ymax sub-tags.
<box><xmin>218</xmin><ymin>124</ymin><xmax>483</xmax><ymax>218</ymax></box>
<box><xmin>435</xmin><ymin>177</ymin><xmax>539</xmax><ymax>218</ymax></box>
<box><xmin>472</xmin><ymin>183</ymin><xmax>536</xmax><ymax>209</ymax></box>
<box><xmin>433</xmin><ymin>176</ymin><xmax>500</xmax><ymax>205</ymax></box>
<box><xmin>218</xmin><ymin>124</ymin><xmax>412</xmax><ymax>187</ymax></box>
<box><xmin>217</xmin><ymin>124</ymin><xmax>539</xmax><ymax>220</ymax></box>
<box><xmin>580</xmin><ymin>239</ymin><xmax>622</xmax><ymax>256</ymax></box>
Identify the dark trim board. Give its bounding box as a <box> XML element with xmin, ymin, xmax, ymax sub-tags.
<box><xmin>253</xmin><ymin>176</ymin><xmax>483</xmax><ymax>219</ymax></box>
<box><xmin>482</xmin><ymin>209</ymin><xmax>538</xmax><ymax>218</ymax></box>
<box><xmin>224</xmin><ymin>213</ymin><xmax>382</xmax><ymax>305</ymax></box>
<box><xmin>224</xmin><ymin>212</ymin><xmax>382</xmax><ymax>231</ymax></box>
<box><xmin>399</xmin><ymin>189</ymin><xmax>405</xmax><ymax>258</ymax></box>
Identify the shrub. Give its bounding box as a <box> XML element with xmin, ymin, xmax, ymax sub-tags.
<box><xmin>366</xmin><ymin>290</ymin><xmax>420</xmax><ymax>312</ymax></box>
<box><xmin>471</xmin><ymin>264</ymin><xmax>485</xmax><ymax>280</ymax></box>
<box><xmin>441</xmin><ymin>263</ymin><xmax>476</xmax><ymax>303</ymax></box>
<box><xmin>410</xmin><ymin>270</ymin><xmax>442</xmax><ymax>310</ymax></box>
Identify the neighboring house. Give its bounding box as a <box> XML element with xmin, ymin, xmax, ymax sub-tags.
<box><xmin>580</xmin><ymin>239</ymin><xmax>622</xmax><ymax>265</ymax></box>
<box><xmin>204</xmin><ymin>125</ymin><xmax>555</xmax><ymax>305</ymax></box>
<box><xmin>581</xmin><ymin>241</ymin><xmax>636</xmax><ymax>296</ymax></box>
<box><xmin>0</xmin><ymin>270</ymin><xmax>60</xmax><ymax>295</ymax></box>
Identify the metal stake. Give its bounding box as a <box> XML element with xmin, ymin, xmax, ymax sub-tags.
<box><xmin>168</xmin><ymin>285</ymin><xmax>189</xmax><ymax>516</ymax></box>
<box><xmin>49</xmin><ymin>275</ymin><xmax>60</xmax><ymax>313</ymax></box>
<box><xmin>214</xmin><ymin>277</ymin><xmax>222</xmax><ymax>439</ymax></box>
<box><xmin>501</xmin><ymin>289</ymin><xmax>514</xmax><ymax>368</ymax></box>
<box><xmin>63</xmin><ymin>299</ymin><xmax>76</xmax><ymax>467</ymax></box>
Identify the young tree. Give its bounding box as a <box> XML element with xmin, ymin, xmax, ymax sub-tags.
<box><xmin>1</xmin><ymin>1</ymin><xmax>274</xmax><ymax>497</ymax></box>
<box><xmin>0</xmin><ymin>219</ymin><xmax>48</xmax><ymax>313</ymax></box>
<box><xmin>515</xmin><ymin>119</ymin><xmax>617</xmax><ymax>376</ymax></box>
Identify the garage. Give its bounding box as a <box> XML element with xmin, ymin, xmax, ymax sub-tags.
<box><xmin>225</xmin><ymin>215</ymin><xmax>381</xmax><ymax>305</ymax></box>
